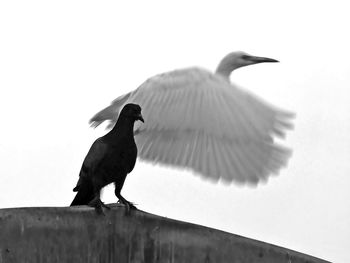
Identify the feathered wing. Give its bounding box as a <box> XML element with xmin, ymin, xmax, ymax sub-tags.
<box><xmin>71</xmin><ymin>139</ymin><xmax>108</xmax><ymax>205</ymax></box>
<box><xmin>90</xmin><ymin>68</ymin><xmax>294</xmax><ymax>139</ymax></box>
<box><xmin>76</xmin><ymin>138</ymin><xmax>108</xmax><ymax>182</ymax></box>
<box><xmin>135</xmin><ymin>129</ymin><xmax>292</xmax><ymax>185</ymax></box>
<box><xmin>90</xmin><ymin>92</ymin><xmax>131</xmax><ymax>128</ymax></box>
<box><xmin>90</xmin><ymin>67</ymin><xmax>294</xmax><ymax>184</ymax></box>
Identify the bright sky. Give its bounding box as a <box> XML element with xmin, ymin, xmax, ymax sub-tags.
<box><xmin>0</xmin><ymin>1</ymin><xmax>349</xmax><ymax>262</ymax></box>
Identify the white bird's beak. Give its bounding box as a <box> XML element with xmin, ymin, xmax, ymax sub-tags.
<box><xmin>243</xmin><ymin>55</ymin><xmax>279</xmax><ymax>64</ymax></box>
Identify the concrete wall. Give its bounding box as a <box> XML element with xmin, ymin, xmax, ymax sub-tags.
<box><xmin>0</xmin><ymin>204</ymin><xmax>330</xmax><ymax>263</ymax></box>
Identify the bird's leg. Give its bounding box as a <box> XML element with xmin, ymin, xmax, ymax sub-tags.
<box><xmin>114</xmin><ymin>181</ymin><xmax>136</xmax><ymax>213</ymax></box>
<box><xmin>88</xmin><ymin>195</ymin><xmax>104</xmax><ymax>215</ymax></box>
<box><xmin>117</xmin><ymin>195</ymin><xmax>137</xmax><ymax>211</ymax></box>
<box><xmin>88</xmin><ymin>187</ymin><xmax>110</xmax><ymax>215</ymax></box>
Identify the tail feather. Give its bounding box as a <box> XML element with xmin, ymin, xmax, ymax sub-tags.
<box><xmin>70</xmin><ymin>180</ymin><xmax>94</xmax><ymax>206</ymax></box>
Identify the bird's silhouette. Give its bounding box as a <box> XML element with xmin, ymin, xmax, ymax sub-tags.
<box><xmin>71</xmin><ymin>103</ymin><xmax>144</xmax><ymax>213</ymax></box>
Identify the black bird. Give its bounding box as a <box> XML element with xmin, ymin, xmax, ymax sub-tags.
<box><xmin>71</xmin><ymin>103</ymin><xmax>144</xmax><ymax>213</ymax></box>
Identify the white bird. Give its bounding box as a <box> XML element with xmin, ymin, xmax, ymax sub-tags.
<box><xmin>90</xmin><ymin>51</ymin><xmax>295</xmax><ymax>185</ymax></box>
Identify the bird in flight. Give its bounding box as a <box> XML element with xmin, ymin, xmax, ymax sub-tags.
<box><xmin>71</xmin><ymin>103</ymin><xmax>144</xmax><ymax>213</ymax></box>
<box><xmin>89</xmin><ymin>51</ymin><xmax>295</xmax><ymax>186</ymax></box>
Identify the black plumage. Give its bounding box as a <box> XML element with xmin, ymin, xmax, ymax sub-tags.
<box><xmin>71</xmin><ymin>103</ymin><xmax>144</xmax><ymax>213</ymax></box>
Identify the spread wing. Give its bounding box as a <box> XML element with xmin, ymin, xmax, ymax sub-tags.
<box><xmin>90</xmin><ymin>68</ymin><xmax>294</xmax><ymax>139</ymax></box>
<box><xmin>90</xmin><ymin>92</ymin><xmax>131</xmax><ymax>128</ymax></box>
<box><xmin>89</xmin><ymin>67</ymin><xmax>294</xmax><ymax>184</ymax></box>
<box><xmin>135</xmin><ymin>129</ymin><xmax>291</xmax><ymax>185</ymax></box>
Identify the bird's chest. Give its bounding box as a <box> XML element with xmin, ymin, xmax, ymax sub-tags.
<box><xmin>103</xmin><ymin>141</ymin><xmax>137</xmax><ymax>175</ymax></box>
<box><xmin>118</xmin><ymin>142</ymin><xmax>137</xmax><ymax>172</ymax></box>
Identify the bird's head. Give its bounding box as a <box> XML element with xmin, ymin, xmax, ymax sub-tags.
<box><xmin>215</xmin><ymin>51</ymin><xmax>279</xmax><ymax>78</ymax></box>
<box><xmin>120</xmin><ymin>103</ymin><xmax>144</xmax><ymax>123</ymax></box>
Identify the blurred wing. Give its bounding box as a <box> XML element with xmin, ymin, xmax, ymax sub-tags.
<box><xmin>129</xmin><ymin>67</ymin><xmax>294</xmax><ymax>140</ymax></box>
<box><xmin>89</xmin><ymin>92</ymin><xmax>131</xmax><ymax>128</ymax></box>
<box><xmin>135</xmin><ymin>129</ymin><xmax>292</xmax><ymax>185</ymax></box>
<box><xmin>89</xmin><ymin>67</ymin><xmax>294</xmax><ymax>183</ymax></box>
<box><xmin>90</xmin><ymin>67</ymin><xmax>294</xmax><ymax>139</ymax></box>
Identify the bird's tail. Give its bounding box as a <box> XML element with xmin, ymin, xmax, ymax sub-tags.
<box><xmin>70</xmin><ymin>180</ymin><xmax>95</xmax><ymax>206</ymax></box>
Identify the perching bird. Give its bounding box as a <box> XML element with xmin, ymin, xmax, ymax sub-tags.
<box><xmin>71</xmin><ymin>103</ymin><xmax>144</xmax><ymax>213</ymax></box>
<box><xmin>90</xmin><ymin>51</ymin><xmax>295</xmax><ymax>185</ymax></box>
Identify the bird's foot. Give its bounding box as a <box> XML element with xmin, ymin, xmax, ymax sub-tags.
<box><xmin>117</xmin><ymin>199</ymin><xmax>137</xmax><ymax>214</ymax></box>
<box><xmin>101</xmin><ymin>202</ymin><xmax>111</xmax><ymax>210</ymax></box>
<box><xmin>88</xmin><ymin>198</ymin><xmax>110</xmax><ymax>215</ymax></box>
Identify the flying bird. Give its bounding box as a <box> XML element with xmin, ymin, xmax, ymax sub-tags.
<box><xmin>90</xmin><ymin>51</ymin><xmax>295</xmax><ymax>185</ymax></box>
<box><xmin>71</xmin><ymin>103</ymin><xmax>144</xmax><ymax>213</ymax></box>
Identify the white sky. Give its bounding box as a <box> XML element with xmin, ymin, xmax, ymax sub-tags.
<box><xmin>0</xmin><ymin>1</ymin><xmax>349</xmax><ymax>262</ymax></box>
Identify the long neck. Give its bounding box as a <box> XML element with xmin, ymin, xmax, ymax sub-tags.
<box><xmin>215</xmin><ymin>65</ymin><xmax>234</xmax><ymax>78</ymax></box>
<box><xmin>215</xmin><ymin>57</ymin><xmax>242</xmax><ymax>79</ymax></box>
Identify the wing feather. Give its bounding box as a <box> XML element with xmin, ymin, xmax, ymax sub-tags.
<box><xmin>91</xmin><ymin>68</ymin><xmax>294</xmax><ymax>141</ymax></box>
<box><xmin>136</xmin><ymin>129</ymin><xmax>292</xmax><ymax>185</ymax></box>
<box><xmin>81</xmin><ymin>138</ymin><xmax>108</xmax><ymax>171</ymax></box>
<box><xmin>89</xmin><ymin>92</ymin><xmax>131</xmax><ymax>127</ymax></box>
<box><xmin>74</xmin><ymin>138</ymin><xmax>108</xmax><ymax>189</ymax></box>
<box><xmin>91</xmin><ymin>67</ymin><xmax>294</xmax><ymax>184</ymax></box>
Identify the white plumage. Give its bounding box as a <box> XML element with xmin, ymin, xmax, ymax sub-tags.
<box><xmin>90</xmin><ymin>51</ymin><xmax>295</xmax><ymax>185</ymax></box>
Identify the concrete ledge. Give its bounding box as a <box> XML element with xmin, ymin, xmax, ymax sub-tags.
<box><xmin>0</xmin><ymin>205</ymin><xmax>330</xmax><ymax>263</ymax></box>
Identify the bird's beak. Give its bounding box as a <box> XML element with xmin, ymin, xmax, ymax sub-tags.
<box><xmin>244</xmin><ymin>55</ymin><xmax>279</xmax><ymax>64</ymax></box>
<box><xmin>136</xmin><ymin>113</ymin><xmax>144</xmax><ymax>123</ymax></box>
